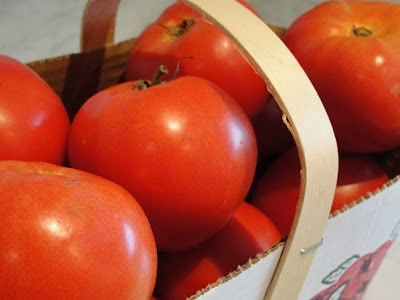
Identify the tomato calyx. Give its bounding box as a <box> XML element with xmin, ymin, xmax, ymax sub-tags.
<box><xmin>351</xmin><ymin>25</ymin><xmax>373</xmax><ymax>37</ymax></box>
<box><xmin>159</xmin><ymin>18</ymin><xmax>196</xmax><ymax>37</ymax></box>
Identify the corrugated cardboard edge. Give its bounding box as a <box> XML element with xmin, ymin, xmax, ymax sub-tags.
<box><xmin>330</xmin><ymin>174</ymin><xmax>400</xmax><ymax>218</ymax></box>
<box><xmin>189</xmin><ymin>241</ymin><xmax>285</xmax><ymax>299</ymax></box>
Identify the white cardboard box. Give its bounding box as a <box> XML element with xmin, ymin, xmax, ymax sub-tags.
<box><xmin>192</xmin><ymin>177</ymin><xmax>400</xmax><ymax>299</ymax></box>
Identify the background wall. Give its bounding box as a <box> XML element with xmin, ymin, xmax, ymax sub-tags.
<box><xmin>0</xmin><ymin>0</ymin><xmax>332</xmax><ymax>63</ymax></box>
<box><xmin>2</xmin><ymin>0</ymin><xmax>399</xmax><ymax>63</ymax></box>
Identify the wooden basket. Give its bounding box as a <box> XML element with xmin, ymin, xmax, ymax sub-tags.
<box><xmin>28</xmin><ymin>0</ymin><xmax>341</xmax><ymax>299</ymax></box>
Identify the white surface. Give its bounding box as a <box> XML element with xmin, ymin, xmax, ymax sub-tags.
<box><xmin>0</xmin><ymin>0</ymin><xmax>399</xmax><ymax>299</ymax></box>
<box><xmin>0</xmin><ymin>0</ymin><xmax>329</xmax><ymax>63</ymax></box>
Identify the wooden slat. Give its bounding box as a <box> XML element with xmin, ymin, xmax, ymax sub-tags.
<box><xmin>182</xmin><ymin>1</ymin><xmax>339</xmax><ymax>299</ymax></box>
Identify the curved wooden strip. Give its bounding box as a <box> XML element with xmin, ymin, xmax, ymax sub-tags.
<box><xmin>182</xmin><ymin>1</ymin><xmax>339</xmax><ymax>299</ymax></box>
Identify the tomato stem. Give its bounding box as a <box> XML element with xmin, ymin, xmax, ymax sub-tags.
<box><xmin>134</xmin><ymin>80</ymin><xmax>150</xmax><ymax>90</ymax></box>
<box><xmin>159</xmin><ymin>18</ymin><xmax>196</xmax><ymax>37</ymax></box>
<box><xmin>170</xmin><ymin>56</ymin><xmax>194</xmax><ymax>80</ymax></box>
<box><xmin>151</xmin><ymin>65</ymin><xmax>169</xmax><ymax>85</ymax></box>
<box><xmin>351</xmin><ymin>25</ymin><xmax>373</xmax><ymax>37</ymax></box>
<box><xmin>133</xmin><ymin>57</ymin><xmax>193</xmax><ymax>90</ymax></box>
<box><xmin>133</xmin><ymin>65</ymin><xmax>169</xmax><ymax>90</ymax></box>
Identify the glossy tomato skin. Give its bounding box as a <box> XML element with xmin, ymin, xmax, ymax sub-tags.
<box><xmin>252</xmin><ymin>96</ymin><xmax>293</xmax><ymax>161</ymax></box>
<box><xmin>68</xmin><ymin>76</ymin><xmax>258</xmax><ymax>252</ymax></box>
<box><xmin>124</xmin><ymin>1</ymin><xmax>269</xmax><ymax>120</ymax></box>
<box><xmin>154</xmin><ymin>202</ymin><xmax>282</xmax><ymax>300</ymax></box>
<box><xmin>251</xmin><ymin>147</ymin><xmax>389</xmax><ymax>236</ymax></box>
<box><xmin>0</xmin><ymin>160</ymin><xmax>157</xmax><ymax>300</ymax></box>
<box><xmin>0</xmin><ymin>55</ymin><xmax>70</xmax><ymax>164</ymax></box>
<box><xmin>283</xmin><ymin>1</ymin><xmax>400</xmax><ymax>153</ymax></box>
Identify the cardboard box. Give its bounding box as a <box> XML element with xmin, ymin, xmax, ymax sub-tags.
<box><xmin>26</xmin><ymin>0</ymin><xmax>400</xmax><ymax>299</ymax></box>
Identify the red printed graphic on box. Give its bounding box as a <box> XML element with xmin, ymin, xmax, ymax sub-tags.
<box><xmin>311</xmin><ymin>240</ymin><xmax>392</xmax><ymax>300</ymax></box>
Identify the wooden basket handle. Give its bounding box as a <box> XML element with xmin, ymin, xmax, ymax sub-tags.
<box><xmin>81</xmin><ymin>0</ymin><xmax>339</xmax><ymax>299</ymax></box>
<box><xmin>81</xmin><ymin>0</ymin><xmax>121</xmax><ymax>51</ymax></box>
<box><xmin>182</xmin><ymin>1</ymin><xmax>339</xmax><ymax>298</ymax></box>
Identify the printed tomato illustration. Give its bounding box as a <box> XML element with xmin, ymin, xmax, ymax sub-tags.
<box><xmin>312</xmin><ymin>240</ymin><xmax>393</xmax><ymax>300</ymax></box>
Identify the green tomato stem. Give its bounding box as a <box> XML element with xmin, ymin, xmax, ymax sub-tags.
<box><xmin>151</xmin><ymin>65</ymin><xmax>169</xmax><ymax>86</ymax></box>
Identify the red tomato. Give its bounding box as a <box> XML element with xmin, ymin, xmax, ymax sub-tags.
<box><xmin>0</xmin><ymin>55</ymin><xmax>70</xmax><ymax>164</ymax></box>
<box><xmin>0</xmin><ymin>160</ymin><xmax>157</xmax><ymax>299</ymax></box>
<box><xmin>252</xmin><ymin>96</ymin><xmax>293</xmax><ymax>161</ymax></box>
<box><xmin>124</xmin><ymin>1</ymin><xmax>269</xmax><ymax>120</ymax></box>
<box><xmin>283</xmin><ymin>1</ymin><xmax>400</xmax><ymax>153</ymax></box>
<box><xmin>251</xmin><ymin>147</ymin><xmax>389</xmax><ymax>236</ymax></box>
<box><xmin>154</xmin><ymin>202</ymin><xmax>282</xmax><ymax>300</ymax></box>
<box><xmin>68</xmin><ymin>75</ymin><xmax>258</xmax><ymax>252</ymax></box>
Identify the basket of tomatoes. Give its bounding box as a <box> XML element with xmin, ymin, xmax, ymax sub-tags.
<box><xmin>1</xmin><ymin>0</ymin><xmax>399</xmax><ymax>299</ymax></box>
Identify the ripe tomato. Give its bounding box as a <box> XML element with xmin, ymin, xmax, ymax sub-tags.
<box><xmin>68</xmin><ymin>75</ymin><xmax>258</xmax><ymax>252</ymax></box>
<box><xmin>0</xmin><ymin>160</ymin><xmax>157</xmax><ymax>300</ymax></box>
<box><xmin>252</xmin><ymin>96</ymin><xmax>293</xmax><ymax>161</ymax></box>
<box><xmin>154</xmin><ymin>202</ymin><xmax>282</xmax><ymax>300</ymax></box>
<box><xmin>0</xmin><ymin>55</ymin><xmax>70</xmax><ymax>164</ymax></box>
<box><xmin>251</xmin><ymin>147</ymin><xmax>389</xmax><ymax>236</ymax></box>
<box><xmin>124</xmin><ymin>1</ymin><xmax>269</xmax><ymax>120</ymax></box>
<box><xmin>283</xmin><ymin>1</ymin><xmax>400</xmax><ymax>153</ymax></box>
